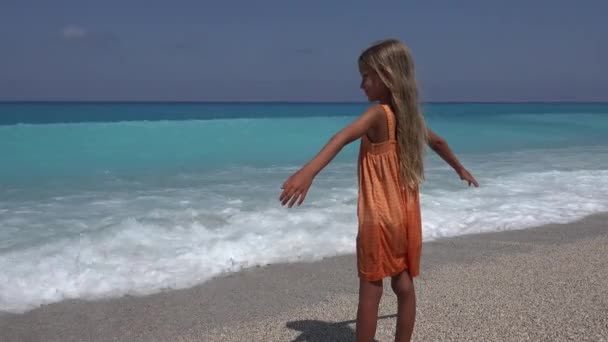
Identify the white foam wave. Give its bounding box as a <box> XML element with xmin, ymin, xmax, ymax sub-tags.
<box><xmin>0</xmin><ymin>195</ymin><xmax>357</xmax><ymax>313</ymax></box>
<box><xmin>1</xmin><ymin>164</ymin><xmax>607</xmax><ymax>313</ymax></box>
<box><xmin>422</xmin><ymin>169</ymin><xmax>608</xmax><ymax>240</ymax></box>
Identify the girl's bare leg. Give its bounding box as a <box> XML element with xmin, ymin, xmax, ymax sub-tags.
<box><xmin>391</xmin><ymin>271</ymin><xmax>416</xmax><ymax>342</ymax></box>
<box><xmin>356</xmin><ymin>279</ymin><xmax>383</xmax><ymax>342</ymax></box>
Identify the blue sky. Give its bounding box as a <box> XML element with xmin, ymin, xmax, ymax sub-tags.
<box><xmin>1</xmin><ymin>0</ymin><xmax>606</xmax><ymax>101</ymax></box>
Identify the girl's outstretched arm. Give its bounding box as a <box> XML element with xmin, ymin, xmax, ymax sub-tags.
<box><xmin>279</xmin><ymin>106</ymin><xmax>384</xmax><ymax>208</ymax></box>
<box><xmin>427</xmin><ymin>128</ymin><xmax>479</xmax><ymax>187</ymax></box>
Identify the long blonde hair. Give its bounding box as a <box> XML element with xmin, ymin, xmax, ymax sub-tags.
<box><xmin>358</xmin><ymin>39</ymin><xmax>427</xmax><ymax>189</ymax></box>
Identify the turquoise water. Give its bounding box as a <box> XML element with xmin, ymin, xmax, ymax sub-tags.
<box><xmin>1</xmin><ymin>102</ymin><xmax>608</xmax><ymax>313</ymax></box>
<box><xmin>2</xmin><ymin>103</ymin><xmax>607</xmax><ymax>187</ymax></box>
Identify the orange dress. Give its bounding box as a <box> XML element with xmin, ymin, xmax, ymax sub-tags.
<box><xmin>357</xmin><ymin>105</ymin><xmax>423</xmax><ymax>281</ymax></box>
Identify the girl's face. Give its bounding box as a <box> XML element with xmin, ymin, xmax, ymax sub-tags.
<box><xmin>359</xmin><ymin>67</ymin><xmax>389</xmax><ymax>102</ymax></box>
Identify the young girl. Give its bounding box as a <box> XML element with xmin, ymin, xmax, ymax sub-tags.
<box><xmin>279</xmin><ymin>39</ymin><xmax>478</xmax><ymax>342</ymax></box>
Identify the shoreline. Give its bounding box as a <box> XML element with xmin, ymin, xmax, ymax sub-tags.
<box><xmin>1</xmin><ymin>213</ymin><xmax>607</xmax><ymax>341</ymax></box>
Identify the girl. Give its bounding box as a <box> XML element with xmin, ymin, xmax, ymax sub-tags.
<box><xmin>279</xmin><ymin>39</ymin><xmax>478</xmax><ymax>342</ymax></box>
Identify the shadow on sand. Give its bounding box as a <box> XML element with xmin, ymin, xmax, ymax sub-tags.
<box><xmin>286</xmin><ymin>314</ymin><xmax>396</xmax><ymax>342</ymax></box>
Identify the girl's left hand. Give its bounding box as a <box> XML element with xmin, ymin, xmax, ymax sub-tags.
<box><xmin>457</xmin><ymin>168</ymin><xmax>479</xmax><ymax>187</ymax></box>
<box><xmin>280</xmin><ymin>169</ymin><xmax>314</xmax><ymax>208</ymax></box>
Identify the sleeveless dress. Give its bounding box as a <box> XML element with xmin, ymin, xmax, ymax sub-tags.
<box><xmin>356</xmin><ymin>104</ymin><xmax>423</xmax><ymax>281</ymax></box>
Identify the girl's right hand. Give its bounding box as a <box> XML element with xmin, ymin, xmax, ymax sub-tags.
<box><xmin>279</xmin><ymin>169</ymin><xmax>314</xmax><ymax>208</ymax></box>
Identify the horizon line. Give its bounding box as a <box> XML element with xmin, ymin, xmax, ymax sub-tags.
<box><xmin>2</xmin><ymin>100</ymin><xmax>608</xmax><ymax>105</ymax></box>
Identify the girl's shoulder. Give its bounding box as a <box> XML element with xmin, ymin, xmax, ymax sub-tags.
<box><xmin>360</xmin><ymin>104</ymin><xmax>389</xmax><ymax>123</ymax></box>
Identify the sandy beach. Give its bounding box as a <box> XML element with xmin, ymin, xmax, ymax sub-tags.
<box><xmin>1</xmin><ymin>213</ymin><xmax>607</xmax><ymax>342</ymax></box>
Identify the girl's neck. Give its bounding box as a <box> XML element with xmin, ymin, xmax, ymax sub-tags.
<box><xmin>378</xmin><ymin>94</ymin><xmax>391</xmax><ymax>105</ymax></box>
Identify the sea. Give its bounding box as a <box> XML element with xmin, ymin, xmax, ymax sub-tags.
<box><xmin>1</xmin><ymin>102</ymin><xmax>607</xmax><ymax>313</ymax></box>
